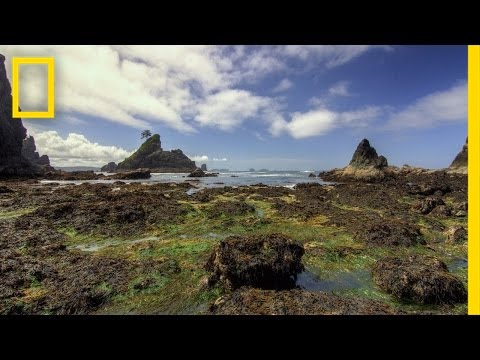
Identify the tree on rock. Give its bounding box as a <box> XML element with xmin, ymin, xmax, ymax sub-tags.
<box><xmin>141</xmin><ymin>130</ymin><xmax>152</xmax><ymax>139</ymax></box>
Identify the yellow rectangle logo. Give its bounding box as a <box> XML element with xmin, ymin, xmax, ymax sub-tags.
<box><xmin>12</xmin><ymin>57</ymin><xmax>55</xmax><ymax>118</ymax></box>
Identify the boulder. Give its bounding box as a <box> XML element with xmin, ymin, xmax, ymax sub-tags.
<box><xmin>372</xmin><ymin>255</ymin><xmax>466</xmax><ymax>304</ymax></box>
<box><xmin>201</xmin><ymin>164</ymin><xmax>207</xmax><ymax>171</ymax></box>
<box><xmin>308</xmin><ymin>173</ymin><xmax>316</xmax><ymax>178</ymax></box>
<box><xmin>187</xmin><ymin>168</ymin><xmax>218</xmax><ymax>177</ymax></box>
<box><xmin>413</xmin><ymin>196</ymin><xmax>444</xmax><ymax>215</ymax></box>
<box><xmin>205</xmin><ymin>234</ymin><xmax>304</xmax><ymax>290</ymax></box>
<box><xmin>101</xmin><ymin>162</ymin><xmax>118</xmax><ymax>172</ymax></box>
<box><xmin>445</xmin><ymin>226</ymin><xmax>467</xmax><ymax>243</ymax></box>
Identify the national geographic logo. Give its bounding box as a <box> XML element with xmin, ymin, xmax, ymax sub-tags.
<box><xmin>12</xmin><ymin>57</ymin><xmax>55</xmax><ymax>118</ymax></box>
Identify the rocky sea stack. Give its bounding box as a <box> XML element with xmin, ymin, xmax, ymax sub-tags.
<box><xmin>448</xmin><ymin>138</ymin><xmax>467</xmax><ymax>174</ymax></box>
<box><xmin>115</xmin><ymin>134</ymin><xmax>196</xmax><ymax>172</ymax></box>
<box><xmin>349</xmin><ymin>139</ymin><xmax>388</xmax><ymax>169</ymax></box>
<box><xmin>0</xmin><ymin>54</ymin><xmax>40</xmax><ymax>177</ymax></box>
<box><xmin>320</xmin><ymin>138</ymin><xmax>389</xmax><ymax>182</ymax></box>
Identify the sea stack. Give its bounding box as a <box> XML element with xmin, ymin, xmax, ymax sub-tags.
<box><xmin>0</xmin><ymin>54</ymin><xmax>39</xmax><ymax>176</ymax></box>
<box><xmin>349</xmin><ymin>139</ymin><xmax>388</xmax><ymax>169</ymax></box>
<box><xmin>319</xmin><ymin>138</ymin><xmax>388</xmax><ymax>182</ymax></box>
<box><xmin>448</xmin><ymin>138</ymin><xmax>467</xmax><ymax>174</ymax></box>
<box><xmin>114</xmin><ymin>134</ymin><xmax>196</xmax><ymax>173</ymax></box>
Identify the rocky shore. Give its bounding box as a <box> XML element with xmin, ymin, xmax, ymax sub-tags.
<box><xmin>0</xmin><ymin>166</ymin><xmax>467</xmax><ymax>315</ymax></box>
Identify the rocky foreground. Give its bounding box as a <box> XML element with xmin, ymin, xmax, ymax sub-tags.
<box><xmin>0</xmin><ymin>168</ymin><xmax>467</xmax><ymax>315</ymax></box>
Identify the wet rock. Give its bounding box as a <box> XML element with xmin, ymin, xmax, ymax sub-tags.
<box><xmin>429</xmin><ymin>205</ymin><xmax>452</xmax><ymax>218</ymax></box>
<box><xmin>308</xmin><ymin>173</ymin><xmax>316</xmax><ymax>178</ymax></box>
<box><xmin>445</xmin><ymin>226</ymin><xmax>467</xmax><ymax>243</ymax></box>
<box><xmin>108</xmin><ymin>169</ymin><xmax>151</xmax><ymax>180</ymax></box>
<box><xmin>354</xmin><ymin>220</ymin><xmax>425</xmax><ymax>247</ymax></box>
<box><xmin>187</xmin><ymin>168</ymin><xmax>218</xmax><ymax>177</ymax></box>
<box><xmin>372</xmin><ymin>255</ymin><xmax>467</xmax><ymax>304</ymax></box>
<box><xmin>413</xmin><ymin>196</ymin><xmax>444</xmax><ymax>215</ymax></box>
<box><xmin>210</xmin><ymin>288</ymin><xmax>399</xmax><ymax>315</ymax></box>
<box><xmin>42</xmin><ymin>170</ymin><xmax>104</xmax><ymax>181</ymax></box>
<box><xmin>201</xmin><ymin>164</ymin><xmax>207</xmax><ymax>171</ymax></box>
<box><xmin>205</xmin><ymin>234</ymin><xmax>305</xmax><ymax>290</ymax></box>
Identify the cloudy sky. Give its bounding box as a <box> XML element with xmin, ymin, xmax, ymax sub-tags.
<box><xmin>0</xmin><ymin>45</ymin><xmax>467</xmax><ymax>169</ymax></box>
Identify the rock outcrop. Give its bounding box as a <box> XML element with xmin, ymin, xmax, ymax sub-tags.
<box><xmin>205</xmin><ymin>234</ymin><xmax>305</xmax><ymax>290</ymax></box>
<box><xmin>0</xmin><ymin>54</ymin><xmax>38</xmax><ymax>177</ymax></box>
<box><xmin>109</xmin><ymin>169</ymin><xmax>151</xmax><ymax>180</ymax></box>
<box><xmin>101</xmin><ymin>162</ymin><xmax>118</xmax><ymax>172</ymax></box>
<box><xmin>349</xmin><ymin>139</ymin><xmax>388</xmax><ymax>169</ymax></box>
<box><xmin>22</xmin><ymin>136</ymin><xmax>50</xmax><ymax>166</ymax></box>
<box><xmin>320</xmin><ymin>139</ymin><xmax>389</xmax><ymax>182</ymax></box>
<box><xmin>187</xmin><ymin>168</ymin><xmax>218</xmax><ymax>177</ymax></box>
<box><xmin>116</xmin><ymin>134</ymin><xmax>196</xmax><ymax>172</ymax></box>
<box><xmin>448</xmin><ymin>138</ymin><xmax>467</xmax><ymax>174</ymax></box>
<box><xmin>201</xmin><ymin>164</ymin><xmax>207</xmax><ymax>171</ymax></box>
<box><xmin>372</xmin><ymin>255</ymin><xmax>466</xmax><ymax>304</ymax></box>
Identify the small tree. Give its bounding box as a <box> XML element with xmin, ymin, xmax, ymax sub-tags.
<box><xmin>141</xmin><ymin>130</ymin><xmax>152</xmax><ymax>139</ymax></box>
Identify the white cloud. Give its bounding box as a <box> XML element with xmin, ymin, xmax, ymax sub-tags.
<box><xmin>28</xmin><ymin>130</ymin><xmax>132</xmax><ymax>167</ymax></box>
<box><xmin>272</xmin><ymin>78</ymin><xmax>293</xmax><ymax>93</ymax></box>
<box><xmin>385</xmin><ymin>82</ymin><xmax>467</xmax><ymax>130</ymax></box>
<box><xmin>279</xmin><ymin>45</ymin><xmax>391</xmax><ymax>68</ymax></box>
<box><xmin>329</xmin><ymin>81</ymin><xmax>350</xmax><ymax>96</ymax></box>
<box><xmin>271</xmin><ymin>106</ymin><xmax>381</xmax><ymax>139</ymax></box>
<box><xmin>213</xmin><ymin>158</ymin><xmax>228</xmax><ymax>161</ymax></box>
<box><xmin>0</xmin><ymin>45</ymin><xmax>391</xmax><ymax>135</ymax></box>
<box><xmin>189</xmin><ymin>155</ymin><xmax>209</xmax><ymax>162</ymax></box>
<box><xmin>194</xmin><ymin>89</ymin><xmax>273</xmax><ymax>131</ymax></box>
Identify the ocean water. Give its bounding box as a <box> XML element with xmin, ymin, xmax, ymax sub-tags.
<box><xmin>40</xmin><ymin>170</ymin><xmax>331</xmax><ymax>188</ymax></box>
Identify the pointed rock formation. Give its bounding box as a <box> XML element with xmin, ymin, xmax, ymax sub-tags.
<box><xmin>201</xmin><ymin>164</ymin><xmax>207</xmax><ymax>171</ymax></box>
<box><xmin>0</xmin><ymin>54</ymin><xmax>38</xmax><ymax>177</ymax></box>
<box><xmin>448</xmin><ymin>138</ymin><xmax>467</xmax><ymax>174</ymax></box>
<box><xmin>320</xmin><ymin>138</ymin><xmax>389</xmax><ymax>182</ymax></box>
<box><xmin>22</xmin><ymin>135</ymin><xmax>51</xmax><ymax>166</ymax></box>
<box><xmin>116</xmin><ymin>134</ymin><xmax>196</xmax><ymax>172</ymax></box>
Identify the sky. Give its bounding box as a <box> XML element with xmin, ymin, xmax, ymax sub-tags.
<box><xmin>0</xmin><ymin>45</ymin><xmax>467</xmax><ymax>170</ymax></box>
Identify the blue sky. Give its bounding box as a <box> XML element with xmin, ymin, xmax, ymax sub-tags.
<box><xmin>0</xmin><ymin>45</ymin><xmax>467</xmax><ymax>170</ymax></box>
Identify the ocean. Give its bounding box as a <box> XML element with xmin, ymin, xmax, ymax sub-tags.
<box><xmin>40</xmin><ymin>170</ymin><xmax>332</xmax><ymax>188</ymax></box>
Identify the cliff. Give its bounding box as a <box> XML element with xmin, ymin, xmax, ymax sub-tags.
<box><xmin>0</xmin><ymin>54</ymin><xmax>38</xmax><ymax>176</ymax></box>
